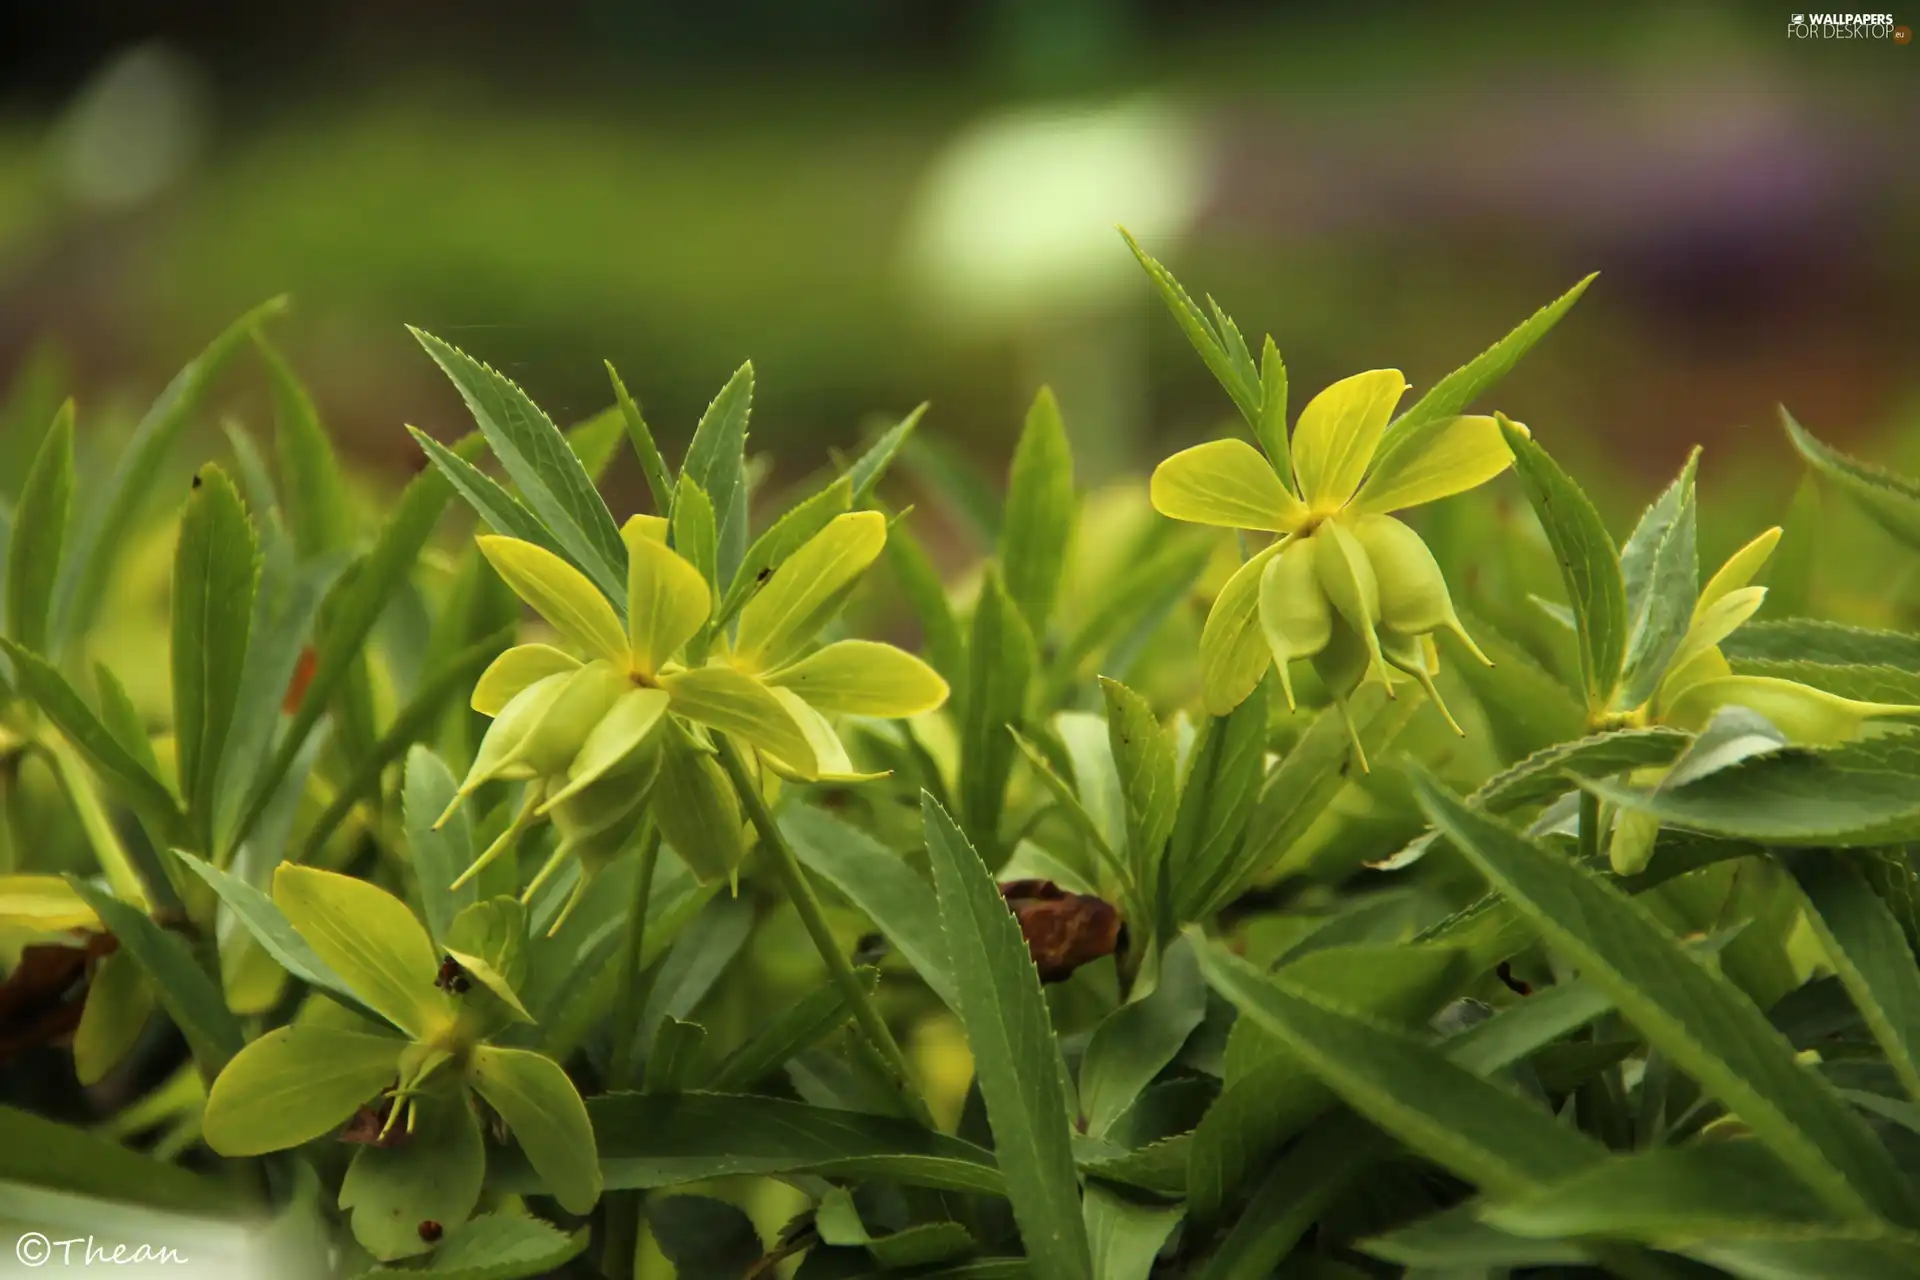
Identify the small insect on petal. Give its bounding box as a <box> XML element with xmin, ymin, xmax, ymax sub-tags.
<box><xmin>417</xmin><ymin>1220</ymin><xmax>443</xmax><ymax>1243</ymax></box>
<box><xmin>999</xmin><ymin>879</ymin><xmax>1123</xmax><ymax>983</ymax></box>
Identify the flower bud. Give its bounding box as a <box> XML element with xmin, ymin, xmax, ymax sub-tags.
<box><xmin>1351</xmin><ymin>513</ymin><xmax>1490</xmax><ymax>665</ymax></box>
<box><xmin>1310</xmin><ymin>615</ymin><xmax>1379</xmax><ymax>771</ymax></box>
<box><xmin>1662</xmin><ymin>675</ymin><xmax>1920</xmax><ymax>746</ymax></box>
<box><xmin>1381</xmin><ymin>630</ymin><xmax>1463</xmax><ymax>736</ymax></box>
<box><xmin>504</xmin><ymin>661</ymin><xmax>629</xmax><ymax>779</ymax></box>
<box><xmin>1257</xmin><ymin>536</ymin><xmax>1331</xmax><ymax>710</ymax></box>
<box><xmin>1311</xmin><ymin>520</ymin><xmax>1394</xmax><ymax>696</ymax></box>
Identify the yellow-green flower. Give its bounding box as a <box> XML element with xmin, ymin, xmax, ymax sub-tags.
<box><xmin>1151</xmin><ymin>368</ymin><xmax>1515</xmax><ymax>742</ymax></box>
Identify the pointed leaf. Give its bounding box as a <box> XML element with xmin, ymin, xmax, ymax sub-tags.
<box><xmin>1001</xmin><ymin>387</ymin><xmax>1076</xmax><ymax>633</ymax></box>
<box><xmin>1616</xmin><ymin>450</ymin><xmax>1700</xmax><ymax>709</ymax></box>
<box><xmin>1785</xmin><ymin>408</ymin><xmax>1920</xmax><ymax>552</ymax></box>
<box><xmin>1121</xmin><ymin>229</ymin><xmax>1261</xmax><ymax>425</ymax></box>
<box><xmin>408</xmin><ymin>425</ymin><xmax>564</xmax><ymax>555</ymax></box>
<box><xmin>848</xmin><ymin>403</ymin><xmax>927</xmax><ymax>506</ymax></box>
<box><xmin>682</xmin><ymin>362</ymin><xmax>754</xmax><ymax>589</ymax></box>
<box><xmin>1100</xmin><ymin>677</ymin><xmax>1177</xmax><ymax>900</ymax></box>
<box><xmin>1793</xmin><ymin>855</ymin><xmax>1920</xmax><ymax>1105</ymax></box>
<box><xmin>171</xmin><ymin>464</ymin><xmax>259</xmax><ymax>849</ymax></box>
<box><xmin>958</xmin><ymin>569</ymin><xmax>1035</xmax><ymax>858</ymax></box>
<box><xmin>257</xmin><ymin>335</ymin><xmax>353</xmax><ymax>558</ymax></box>
<box><xmin>5</xmin><ymin>400</ymin><xmax>72</xmax><ymax>653</ymax></box>
<box><xmin>607</xmin><ymin>362</ymin><xmax>674</xmax><ymax>514</ymax></box>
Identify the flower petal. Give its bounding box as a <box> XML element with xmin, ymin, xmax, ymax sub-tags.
<box><xmin>1664</xmin><ymin>586</ymin><xmax>1766</xmax><ymax>693</ymax></box>
<box><xmin>1290</xmin><ymin>369</ymin><xmax>1408</xmax><ymax>509</ymax></box>
<box><xmin>468</xmin><ymin>1045</ymin><xmax>602</xmax><ymax>1214</ymax></box>
<box><xmin>735</xmin><ymin>512</ymin><xmax>886</xmax><ymax>670</ymax></box>
<box><xmin>766</xmin><ymin>640</ymin><xmax>949</xmax><ymax>718</ymax></box>
<box><xmin>1149</xmin><ymin>439</ymin><xmax>1305</xmax><ymax>532</ymax></box>
<box><xmin>763</xmin><ymin>687</ymin><xmax>886</xmax><ymax>782</ymax></box>
<box><xmin>538</xmin><ymin>686</ymin><xmax>671</xmax><ymax>810</ymax></box>
<box><xmin>477</xmin><ymin>535</ymin><xmax>627</xmax><ymax>665</ymax></box>
<box><xmin>660</xmin><ymin>665</ymin><xmax>818</xmax><ymax>778</ymax></box>
<box><xmin>203</xmin><ymin>1025</ymin><xmax>401</xmax><ymax>1156</ymax></box>
<box><xmin>1256</xmin><ymin>537</ymin><xmax>1330</xmax><ymax>710</ymax></box>
<box><xmin>472</xmin><ymin>644</ymin><xmax>580</xmax><ymax>716</ymax></box>
<box><xmin>1698</xmin><ymin>527</ymin><xmax>1782</xmax><ymax>616</ymax></box>
<box><xmin>273</xmin><ymin>865</ymin><xmax>450</xmax><ymax>1038</ymax></box>
<box><xmin>625</xmin><ymin>524</ymin><xmax>711</xmax><ymax>678</ymax></box>
<box><xmin>1662</xmin><ymin>676</ymin><xmax>1920</xmax><ymax>745</ymax></box>
<box><xmin>1199</xmin><ymin>540</ymin><xmax>1284</xmax><ymax>715</ymax></box>
<box><xmin>1353</xmin><ymin>414</ymin><xmax>1512</xmax><ymax>514</ymax></box>
<box><xmin>1311</xmin><ymin>521</ymin><xmax>1391</xmax><ymax>691</ymax></box>
<box><xmin>0</xmin><ymin>874</ymin><xmax>102</xmax><ymax>933</ymax></box>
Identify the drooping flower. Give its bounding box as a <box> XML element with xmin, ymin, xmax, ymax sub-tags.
<box><xmin>1151</xmin><ymin>369</ymin><xmax>1516</xmax><ymax>756</ymax></box>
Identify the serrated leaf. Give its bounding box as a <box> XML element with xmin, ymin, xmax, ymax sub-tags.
<box><xmin>1616</xmin><ymin>450</ymin><xmax>1700</xmax><ymax>709</ymax></box>
<box><xmin>848</xmin><ymin>402</ymin><xmax>926</xmax><ymax>505</ymax></box>
<box><xmin>1120</xmin><ymin>229</ymin><xmax>1261</xmax><ymax>426</ymax></box>
<box><xmin>1001</xmin><ymin>387</ymin><xmax>1076</xmax><ymax>635</ymax></box>
<box><xmin>172</xmin><ymin>850</ymin><xmax>369</xmax><ymax>1014</ymax></box>
<box><xmin>68</xmin><ymin>877</ymin><xmax>243</xmax><ymax>1073</ymax></box>
<box><xmin>1792</xmin><ymin>855</ymin><xmax>1920</xmax><ymax>1106</ymax></box>
<box><xmin>1166</xmin><ymin>678</ymin><xmax>1268</xmax><ymax>921</ymax></box>
<box><xmin>1731</xmin><ymin>658</ymin><xmax>1920</xmax><ymax>706</ymax></box>
<box><xmin>922</xmin><ymin>795</ymin><xmax>1092</xmax><ymax>1278</ymax></box>
<box><xmin>1502</xmin><ymin>420</ymin><xmax>1625</xmax><ymax>712</ymax></box>
<box><xmin>682</xmin><ymin>362</ymin><xmax>754</xmax><ymax>589</ymax></box>
<box><xmin>412</xmin><ymin>328</ymin><xmax>627</xmax><ymax>606</ymax></box>
<box><xmin>1382</xmin><ymin>273</ymin><xmax>1595</xmax><ymax>450</ymax></box>
<box><xmin>5</xmin><ymin>400</ymin><xmax>72</xmax><ymax>653</ymax></box>
<box><xmin>1079</xmin><ymin>937</ymin><xmax>1203</xmax><ymax>1137</ymax></box>
<box><xmin>1100</xmin><ymin>677</ymin><xmax>1177</xmax><ymax>907</ymax></box>
<box><xmin>716</xmin><ymin>474</ymin><xmax>851</xmax><ymax>625</ymax></box>
<box><xmin>1085</xmin><ymin>1184</ymin><xmax>1180</xmax><ymax>1280</ymax></box>
<box><xmin>1480</xmin><ymin>726</ymin><xmax>1691</xmax><ymax>813</ymax></box>
<box><xmin>53</xmin><ymin>297</ymin><xmax>285</xmax><ymax>651</ymax></box>
<box><xmin>404</xmin><ymin>746</ymin><xmax>477</xmax><ymax>942</ymax></box>
<box><xmin>172</xmin><ymin>465</ymin><xmax>259</xmax><ymax>851</ymax></box>
<box><xmin>1785</xmin><ymin>408</ymin><xmax>1920</xmax><ymax>552</ymax></box>
<box><xmin>1413</xmin><ymin>769</ymin><xmax>1920</xmax><ymax>1226</ymax></box>
<box><xmin>1725</xmin><ymin>619</ymin><xmax>1920</xmax><ymax>669</ymax></box>
<box><xmin>370</xmin><ymin>1213</ymin><xmax>587</xmax><ymax>1279</ymax></box>
<box><xmin>710</xmin><ymin>966</ymin><xmax>875</xmax><ymax>1091</ymax></box>
<box><xmin>958</xmin><ymin>569</ymin><xmax>1035</xmax><ymax>860</ymax></box>
<box><xmin>408</xmin><ymin>425</ymin><xmax>564</xmax><ymax>555</ymax></box>
<box><xmin>607</xmin><ymin>362</ymin><xmax>674</xmax><ymax>515</ymax></box>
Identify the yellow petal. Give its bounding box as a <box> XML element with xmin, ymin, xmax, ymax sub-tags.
<box><xmin>477</xmin><ymin>536</ymin><xmax>627</xmax><ymax>665</ymax></box>
<box><xmin>765</xmin><ymin>640</ymin><xmax>949</xmax><ymax>718</ymax></box>
<box><xmin>1661</xmin><ymin>676</ymin><xmax>1920</xmax><ymax>745</ymax></box>
<box><xmin>763</xmin><ymin>687</ymin><xmax>888</xmax><ymax>782</ymax></box>
<box><xmin>1656</xmin><ymin>645</ymin><xmax>1732</xmax><ymax>716</ymax></box>
<box><xmin>621</xmin><ymin>513</ymin><xmax>669</xmax><ymax>545</ymax></box>
<box><xmin>1149</xmin><ymin>439</ymin><xmax>1305</xmax><ymax>533</ymax></box>
<box><xmin>1353</xmin><ymin>415</ymin><xmax>1512</xmax><ymax>515</ymax></box>
<box><xmin>538</xmin><ymin>686</ymin><xmax>671</xmax><ymax>811</ymax></box>
<box><xmin>457</xmin><ymin>672</ymin><xmax>573</xmax><ymax>795</ymax></box>
<box><xmin>273</xmin><ymin>865</ymin><xmax>450</xmax><ymax>1038</ymax></box>
<box><xmin>735</xmin><ymin>512</ymin><xmax>886</xmax><ymax>671</ymax></box>
<box><xmin>660</xmin><ymin>665</ymin><xmax>818</xmax><ymax>778</ymax></box>
<box><xmin>1663</xmin><ymin>586</ymin><xmax>1766</xmax><ymax>693</ymax></box>
<box><xmin>624</xmin><ymin>528</ymin><xmax>711</xmax><ymax>679</ymax></box>
<box><xmin>1199</xmin><ymin>540</ymin><xmax>1284</xmax><ymax>716</ymax></box>
<box><xmin>1290</xmin><ymin>369</ymin><xmax>1408</xmax><ymax>509</ymax></box>
<box><xmin>472</xmin><ymin>644</ymin><xmax>580</xmax><ymax>716</ymax></box>
<box><xmin>0</xmin><ymin>874</ymin><xmax>102</xmax><ymax>933</ymax></box>
<box><xmin>1698</xmin><ymin>527</ymin><xmax>1782</xmax><ymax>616</ymax></box>
<box><xmin>503</xmin><ymin>660</ymin><xmax>629</xmax><ymax>779</ymax></box>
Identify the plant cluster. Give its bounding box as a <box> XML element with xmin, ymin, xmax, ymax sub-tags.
<box><xmin>7</xmin><ymin>233</ymin><xmax>1920</xmax><ymax>1279</ymax></box>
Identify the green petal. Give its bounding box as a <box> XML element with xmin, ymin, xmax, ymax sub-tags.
<box><xmin>1311</xmin><ymin>522</ymin><xmax>1391</xmax><ymax>693</ymax></box>
<box><xmin>1351</xmin><ymin>513</ymin><xmax>1488</xmax><ymax>663</ymax></box>
<box><xmin>1149</xmin><ymin>439</ymin><xmax>1305</xmax><ymax>532</ymax></box>
<box><xmin>502</xmin><ymin>660</ymin><xmax>628</xmax><ymax>780</ymax></box>
<box><xmin>539</xmin><ymin>686</ymin><xmax>671</xmax><ymax>810</ymax></box>
<box><xmin>468</xmin><ymin>1045</ymin><xmax>602</xmax><ymax>1214</ymax></box>
<box><xmin>625</xmin><ymin>522</ymin><xmax>711</xmax><ymax>678</ymax></box>
<box><xmin>1663</xmin><ymin>586</ymin><xmax>1766</xmax><ymax>693</ymax></box>
<box><xmin>763</xmin><ymin>687</ymin><xmax>887</xmax><ymax>782</ymax></box>
<box><xmin>1662</xmin><ymin>675</ymin><xmax>1920</xmax><ymax>745</ymax></box>
<box><xmin>1289</xmin><ymin>369</ymin><xmax>1407</xmax><ymax>509</ymax></box>
<box><xmin>1698</xmin><ymin>526</ymin><xmax>1782</xmax><ymax>615</ymax></box>
<box><xmin>1256</xmin><ymin>537</ymin><xmax>1330</xmax><ymax>710</ymax></box>
<box><xmin>765</xmin><ymin>640</ymin><xmax>950</xmax><ymax>718</ymax></box>
<box><xmin>339</xmin><ymin>1086</ymin><xmax>485</xmax><ymax>1261</ymax></box>
<box><xmin>0</xmin><ymin>874</ymin><xmax>101</xmax><ymax>932</ymax></box>
<box><xmin>650</xmin><ymin>722</ymin><xmax>744</xmax><ymax>884</ymax></box>
<box><xmin>476</xmin><ymin>535</ymin><xmax>627</xmax><ymax>665</ymax></box>
<box><xmin>660</xmin><ymin>665</ymin><xmax>818</xmax><ymax>778</ymax></box>
<box><xmin>734</xmin><ymin>511</ymin><xmax>886</xmax><ymax>670</ymax></box>
<box><xmin>203</xmin><ymin>1025</ymin><xmax>400</xmax><ymax>1155</ymax></box>
<box><xmin>274</xmin><ymin>865</ymin><xmax>451</xmax><ymax>1037</ymax></box>
<box><xmin>73</xmin><ymin>950</ymin><xmax>152</xmax><ymax>1086</ymax></box>
<box><xmin>1353</xmin><ymin>414</ymin><xmax>1512</xmax><ymax>514</ymax></box>
<box><xmin>472</xmin><ymin>644</ymin><xmax>579</xmax><ymax>717</ymax></box>
<box><xmin>1199</xmin><ymin>541</ymin><xmax>1284</xmax><ymax>716</ymax></box>
<box><xmin>457</xmin><ymin>673</ymin><xmax>571</xmax><ymax>796</ymax></box>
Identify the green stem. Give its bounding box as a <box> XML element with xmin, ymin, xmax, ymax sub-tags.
<box><xmin>1578</xmin><ymin>789</ymin><xmax>1602</xmax><ymax>866</ymax></box>
<box><xmin>42</xmin><ymin>736</ymin><xmax>183</xmax><ymax>916</ymax></box>
<box><xmin>608</xmin><ymin>829</ymin><xmax>662</xmax><ymax>1090</ymax></box>
<box><xmin>714</xmin><ymin>733</ymin><xmax>936</xmax><ymax>1129</ymax></box>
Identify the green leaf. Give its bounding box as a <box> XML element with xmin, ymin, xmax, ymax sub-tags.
<box><xmin>1478</xmin><ymin>727</ymin><xmax>1692</xmax><ymax>814</ymax></box>
<box><xmin>922</xmin><ymin>794</ymin><xmax>1092</xmax><ymax>1279</ymax></box>
<box><xmin>607</xmin><ymin>362</ymin><xmax>674</xmax><ymax>515</ymax></box>
<box><xmin>681</xmin><ymin>361</ymin><xmax>754</xmax><ymax>589</ymax></box>
<box><xmin>1196</xmin><ymin>940</ymin><xmax>1605</xmax><ymax>1197</ymax></box>
<box><xmin>782</xmin><ymin>804</ymin><xmax>958</xmax><ymax>1012</ymax></box>
<box><xmin>341</xmin><ymin>1086</ymin><xmax>486</xmax><ymax>1261</ymax></box>
<box><xmin>668</xmin><ymin>472</ymin><xmax>718</xmax><ymax>603</ymax></box>
<box><xmin>67</xmin><ymin>876</ymin><xmax>243</xmax><ymax>1072</ymax></box>
<box><xmin>405</xmin><ymin>746</ymin><xmax>477</xmax><ymax>942</ymax></box>
<box><xmin>363</xmin><ymin>1213</ymin><xmax>588</xmax><ymax>1279</ymax></box>
<box><xmin>1587</xmin><ymin>732</ymin><xmax>1920</xmax><ymax>847</ymax></box>
<box><xmin>1412</xmin><ymin>770</ymin><xmax>1920</xmax><ymax>1226</ymax></box>
<box><xmin>1616</xmin><ymin>450</ymin><xmax>1700</xmax><ymax>709</ymax></box>
<box><xmin>408</xmin><ymin>425</ymin><xmax>565</xmax><ymax>556</ymax></box>
<box><xmin>469</xmin><ymin>1045</ymin><xmax>601</xmax><ymax>1214</ymax></box>
<box><xmin>1784</xmin><ymin>407</ymin><xmax>1920</xmax><ymax>552</ymax></box>
<box><xmin>257</xmin><ymin>335</ymin><xmax>354</xmax><ymax>559</ymax></box>
<box><xmin>1684</xmin><ymin>1231</ymin><xmax>1920</xmax><ymax>1280</ymax></box>
<box><xmin>1197</xmin><ymin>1111</ymin><xmax>1385</xmax><ymax>1280</ymax></box>
<box><xmin>411</xmin><ymin>328</ymin><xmax>627</xmax><ymax>605</ymax></box>
<box><xmin>1166</xmin><ymin>679</ymin><xmax>1269</xmax><ymax>921</ymax></box>
<box><xmin>202</xmin><ymin>1024</ymin><xmax>399</xmax><ymax>1156</ymax></box>
<box><xmin>886</xmin><ymin>519</ymin><xmax>965</xmax><ymax>688</ymax></box>
<box><xmin>1084</xmin><ymin>1184</ymin><xmax>1180</xmax><ymax>1280</ymax></box>
<box><xmin>642</xmin><ymin>1017</ymin><xmax>709</xmax><ymax>1093</ymax></box>
<box><xmin>0</xmin><ymin>638</ymin><xmax>182</xmax><ymax>834</ymax></box>
<box><xmin>716</xmin><ymin>474</ymin><xmax>852</xmax><ymax>626</ymax></box>
<box><xmin>1382</xmin><ymin>273</ymin><xmax>1595</xmax><ymax>450</ymax></box>
<box><xmin>172</xmin><ymin>850</ymin><xmax>369</xmax><ymax>1013</ymax></box>
<box><xmin>1100</xmin><ymin>678</ymin><xmax>1177</xmax><ymax>907</ymax></box>
<box><xmin>1725</xmin><ymin>619</ymin><xmax>1920</xmax><ymax>669</ymax></box>
<box><xmin>0</xmin><ymin>1104</ymin><xmax>232</xmax><ymax>1215</ymax></box>
<box><xmin>496</xmin><ymin>1091</ymin><xmax>1004</xmax><ymax>1195</ymax></box>
<box><xmin>649</xmin><ymin>1196</ymin><xmax>762</xmax><ymax>1278</ymax></box>
<box><xmin>72</xmin><ymin>948</ymin><xmax>150</xmax><ymax>1086</ymax></box>
<box><xmin>1254</xmin><ymin>336</ymin><xmax>1289</xmax><ymax>478</ymax></box>
<box><xmin>565</xmin><ymin>405</ymin><xmax>626</xmax><ymax>484</ymax></box>
<box><xmin>1501</xmin><ymin>419</ymin><xmax>1625</xmax><ymax>712</ymax></box>
<box><xmin>1053</xmin><ymin>535</ymin><xmax>1213</xmax><ymax>703</ymax></box>
<box><xmin>52</xmin><ymin>297</ymin><xmax>285</xmax><ymax>651</ymax></box>
<box><xmin>848</xmin><ymin>403</ymin><xmax>927</xmax><ymax>506</ymax></box>
<box><xmin>5</xmin><ymin>399</ymin><xmax>72</xmax><ymax>653</ymax></box>
<box><xmin>958</xmin><ymin>568</ymin><xmax>1036</xmax><ymax>860</ymax></box>
<box><xmin>711</xmin><ymin>965</ymin><xmax>876</xmax><ymax>1091</ymax></box>
<box><xmin>171</xmin><ymin>465</ymin><xmax>260</xmax><ymax>850</ymax></box>
<box><xmin>1001</xmin><ymin>387</ymin><xmax>1076</xmax><ymax>635</ymax></box>
<box><xmin>1120</xmin><ymin>230</ymin><xmax>1261</xmax><ymax>427</ymax></box>
<box><xmin>1362</xmin><ymin>1205</ymin><xmax>1594</xmax><ymax>1270</ymax></box>
<box><xmin>1793</xmin><ymin>855</ymin><xmax>1920</xmax><ymax>1105</ymax></box>
<box><xmin>273</xmin><ymin>864</ymin><xmax>451</xmax><ymax>1039</ymax></box>
<box><xmin>1079</xmin><ymin>937</ymin><xmax>1204</xmax><ymax>1137</ymax></box>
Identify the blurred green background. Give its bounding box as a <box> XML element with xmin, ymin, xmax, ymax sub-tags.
<box><xmin>1</xmin><ymin>0</ymin><xmax>1916</xmax><ymax>590</ymax></box>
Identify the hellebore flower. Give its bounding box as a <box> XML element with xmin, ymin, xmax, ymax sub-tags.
<box><xmin>1151</xmin><ymin>368</ymin><xmax>1516</xmax><ymax>753</ymax></box>
<box><xmin>444</xmin><ymin>509</ymin><xmax>947</xmax><ymax>915</ymax></box>
<box><xmin>200</xmin><ymin>866</ymin><xmax>598</xmax><ymax>1261</ymax></box>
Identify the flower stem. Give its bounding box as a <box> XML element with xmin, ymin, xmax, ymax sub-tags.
<box><xmin>714</xmin><ymin>733</ymin><xmax>935</xmax><ymax>1129</ymax></box>
<box><xmin>608</xmin><ymin>828</ymin><xmax>661</xmax><ymax>1091</ymax></box>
